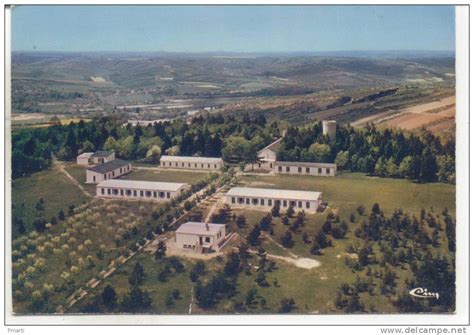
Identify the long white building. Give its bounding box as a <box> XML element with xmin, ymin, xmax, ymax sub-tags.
<box><xmin>160</xmin><ymin>155</ymin><xmax>224</xmax><ymax>171</ymax></box>
<box><xmin>86</xmin><ymin>160</ymin><xmax>132</xmax><ymax>184</ymax></box>
<box><xmin>96</xmin><ymin>179</ymin><xmax>189</xmax><ymax>201</ymax></box>
<box><xmin>175</xmin><ymin>222</ymin><xmax>227</xmax><ymax>253</ymax></box>
<box><xmin>225</xmin><ymin>187</ymin><xmax>322</xmax><ymax>213</ymax></box>
<box><xmin>274</xmin><ymin>161</ymin><xmax>337</xmax><ymax>177</ymax></box>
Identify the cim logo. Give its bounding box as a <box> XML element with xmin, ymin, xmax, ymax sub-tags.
<box><xmin>409</xmin><ymin>287</ymin><xmax>440</xmax><ymax>300</ymax></box>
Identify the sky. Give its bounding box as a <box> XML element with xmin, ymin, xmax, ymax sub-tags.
<box><xmin>11</xmin><ymin>5</ymin><xmax>455</xmax><ymax>53</ymax></box>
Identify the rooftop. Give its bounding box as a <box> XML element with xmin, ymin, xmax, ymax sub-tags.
<box><xmin>160</xmin><ymin>155</ymin><xmax>223</xmax><ymax>164</ymax></box>
<box><xmin>275</xmin><ymin>161</ymin><xmax>337</xmax><ymax>168</ymax></box>
<box><xmin>97</xmin><ymin>179</ymin><xmax>188</xmax><ymax>191</ymax></box>
<box><xmin>91</xmin><ymin>150</ymin><xmax>114</xmax><ymax>158</ymax></box>
<box><xmin>258</xmin><ymin>138</ymin><xmax>282</xmax><ymax>154</ymax></box>
<box><xmin>87</xmin><ymin>159</ymin><xmax>130</xmax><ymax>173</ymax></box>
<box><xmin>78</xmin><ymin>152</ymin><xmax>93</xmax><ymax>158</ymax></box>
<box><xmin>226</xmin><ymin>187</ymin><xmax>322</xmax><ymax>201</ymax></box>
<box><xmin>176</xmin><ymin>222</ymin><xmax>225</xmax><ymax>235</ymax></box>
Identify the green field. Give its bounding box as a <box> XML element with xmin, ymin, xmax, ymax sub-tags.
<box><xmin>238</xmin><ymin>172</ymin><xmax>455</xmax><ymax>217</ymax></box>
<box><xmin>119</xmin><ymin>168</ymin><xmax>212</xmax><ymax>185</ymax></box>
<box><xmin>12</xmin><ymin>168</ymin><xmax>90</xmax><ymax>239</ymax></box>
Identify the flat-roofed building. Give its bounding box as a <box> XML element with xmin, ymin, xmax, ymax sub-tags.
<box><xmin>86</xmin><ymin>159</ymin><xmax>132</xmax><ymax>184</ymax></box>
<box><xmin>77</xmin><ymin>150</ymin><xmax>115</xmax><ymax>166</ymax></box>
<box><xmin>96</xmin><ymin>179</ymin><xmax>189</xmax><ymax>201</ymax></box>
<box><xmin>225</xmin><ymin>187</ymin><xmax>322</xmax><ymax>213</ymax></box>
<box><xmin>160</xmin><ymin>155</ymin><xmax>224</xmax><ymax>171</ymax></box>
<box><xmin>175</xmin><ymin>222</ymin><xmax>226</xmax><ymax>253</ymax></box>
<box><xmin>275</xmin><ymin>161</ymin><xmax>337</xmax><ymax>177</ymax></box>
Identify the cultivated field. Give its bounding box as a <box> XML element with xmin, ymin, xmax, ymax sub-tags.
<box><xmin>353</xmin><ymin>95</ymin><xmax>456</xmax><ymax>134</ymax></box>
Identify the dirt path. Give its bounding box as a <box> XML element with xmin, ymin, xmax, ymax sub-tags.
<box><xmin>188</xmin><ymin>287</ymin><xmax>194</xmax><ymax>314</ymax></box>
<box><xmin>263</xmin><ymin>232</ymin><xmax>298</xmax><ymax>259</ymax></box>
<box><xmin>246</xmin><ymin>248</ymin><xmax>321</xmax><ymax>269</ymax></box>
<box><xmin>52</xmin><ymin>156</ymin><xmax>92</xmax><ymax>198</ymax></box>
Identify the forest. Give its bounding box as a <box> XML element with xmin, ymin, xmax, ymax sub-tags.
<box><xmin>12</xmin><ymin>112</ymin><xmax>455</xmax><ymax>184</ymax></box>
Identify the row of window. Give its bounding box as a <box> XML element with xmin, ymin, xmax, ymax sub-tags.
<box><xmin>277</xmin><ymin>166</ymin><xmax>332</xmax><ymax>174</ymax></box>
<box><xmin>100</xmin><ymin>187</ymin><xmax>171</xmax><ymax>199</ymax></box>
<box><xmin>162</xmin><ymin>161</ymin><xmax>219</xmax><ymax>169</ymax></box>
<box><xmin>230</xmin><ymin>197</ymin><xmax>311</xmax><ymax>209</ymax></box>
<box><xmin>183</xmin><ymin>244</ymin><xmax>196</xmax><ymax>249</ymax></box>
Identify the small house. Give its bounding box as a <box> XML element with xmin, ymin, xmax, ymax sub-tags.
<box><xmin>175</xmin><ymin>222</ymin><xmax>227</xmax><ymax>253</ymax></box>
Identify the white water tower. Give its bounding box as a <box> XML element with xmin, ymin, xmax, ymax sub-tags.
<box><xmin>322</xmin><ymin>120</ymin><xmax>337</xmax><ymax>140</ymax></box>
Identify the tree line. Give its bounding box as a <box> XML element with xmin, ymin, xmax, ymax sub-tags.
<box><xmin>12</xmin><ymin>113</ymin><xmax>280</xmax><ymax>178</ymax></box>
<box><xmin>277</xmin><ymin>122</ymin><xmax>455</xmax><ymax>183</ymax></box>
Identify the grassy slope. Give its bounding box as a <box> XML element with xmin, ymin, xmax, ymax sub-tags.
<box><xmin>11</xmin><ymin>168</ymin><xmax>90</xmax><ymax>239</ymax></box>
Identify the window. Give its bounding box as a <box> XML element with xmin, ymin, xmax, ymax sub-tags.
<box><xmin>238</xmin><ymin>198</ymin><xmax>244</xmax><ymax>204</ymax></box>
<box><xmin>101</xmin><ymin>188</ymin><xmax>105</xmax><ymax>195</ymax></box>
<box><xmin>260</xmin><ymin>199</ymin><xmax>265</xmax><ymax>206</ymax></box>
<box><xmin>318</xmin><ymin>168</ymin><xmax>322</xmax><ymax>174</ymax></box>
<box><xmin>145</xmin><ymin>191</ymin><xmax>151</xmax><ymax>197</ymax></box>
<box><xmin>93</xmin><ymin>176</ymin><xmax>96</xmax><ymax>182</ymax></box>
<box><xmin>214</xmin><ymin>164</ymin><xmax>217</xmax><ymax>168</ymax></box>
<box><xmin>188</xmin><ymin>163</ymin><xmax>191</xmax><ymax>167</ymax></box>
<box><xmin>208</xmin><ymin>164</ymin><xmax>210</xmax><ymax>168</ymax></box>
<box><xmin>140</xmin><ymin>191</ymin><xmax>144</xmax><ymax>197</ymax></box>
<box><xmin>176</xmin><ymin>162</ymin><xmax>178</xmax><ymax>167</ymax></box>
<box><xmin>298</xmin><ymin>167</ymin><xmax>302</xmax><ymax>173</ymax></box>
<box><xmin>306</xmin><ymin>202</ymin><xmax>310</xmax><ymax>209</ymax></box>
<box><xmin>276</xmin><ymin>200</ymin><xmax>281</xmax><ymax>206</ymax></box>
<box><xmin>201</xmin><ymin>164</ymin><xmax>204</xmax><ymax>168</ymax></box>
<box><xmin>120</xmin><ymin>168</ymin><xmax>122</xmax><ymax>173</ymax></box>
<box><xmin>298</xmin><ymin>201</ymin><xmax>302</xmax><ymax>208</ymax></box>
<box><xmin>182</xmin><ymin>163</ymin><xmax>185</xmax><ymax>167</ymax></box>
<box><xmin>326</xmin><ymin>168</ymin><xmax>330</xmax><ymax>174</ymax></box>
<box><xmin>167</xmin><ymin>192</ymin><xmax>171</xmax><ymax>199</ymax></box>
<box><xmin>231</xmin><ymin>197</ymin><xmax>235</xmax><ymax>204</ymax></box>
<box><xmin>133</xmin><ymin>190</ymin><xmax>137</xmax><ymax>196</ymax></box>
<box><xmin>306</xmin><ymin>167</ymin><xmax>310</xmax><ymax>173</ymax></box>
<box><xmin>107</xmin><ymin>189</ymin><xmax>111</xmax><ymax>195</ymax></box>
<box><xmin>205</xmin><ymin>237</ymin><xmax>211</xmax><ymax>243</ymax></box>
<box><xmin>283</xmin><ymin>200</ymin><xmax>287</xmax><ymax>207</ymax></box>
<box><xmin>159</xmin><ymin>192</ymin><xmax>165</xmax><ymax>198</ymax></box>
<box><xmin>286</xmin><ymin>166</ymin><xmax>290</xmax><ymax>172</ymax></box>
<box><xmin>270</xmin><ymin>163</ymin><xmax>273</xmax><ymax>168</ymax></box>
<box><xmin>278</xmin><ymin>166</ymin><xmax>282</xmax><ymax>172</ymax></box>
<box><xmin>153</xmin><ymin>192</ymin><xmax>157</xmax><ymax>198</ymax></box>
<box><xmin>103</xmin><ymin>174</ymin><xmax>107</xmax><ymax>180</ymax></box>
<box><xmin>126</xmin><ymin>190</ymin><xmax>132</xmax><ymax>196</ymax></box>
<box><xmin>252</xmin><ymin>198</ymin><xmax>258</xmax><ymax>205</ymax></box>
<box><xmin>195</xmin><ymin>163</ymin><xmax>197</xmax><ymax>168</ymax></box>
<box><xmin>120</xmin><ymin>189</ymin><xmax>124</xmax><ymax>196</ymax></box>
<box><xmin>245</xmin><ymin>198</ymin><xmax>250</xmax><ymax>205</ymax></box>
<box><xmin>268</xmin><ymin>199</ymin><xmax>272</xmax><ymax>206</ymax></box>
<box><xmin>290</xmin><ymin>201</ymin><xmax>296</xmax><ymax>207</ymax></box>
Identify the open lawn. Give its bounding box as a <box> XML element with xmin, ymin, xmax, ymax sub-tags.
<box><xmin>12</xmin><ymin>168</ymin><xmax>90</xmax><ymax>239</ymax></box>
<box><xmin>238</xmin><ymin>172</ymin><xmax>455</xmax><ymax>217</ymax></box>
<box><xmin>120</xmin><ymin>168</ymin><xmax>212</xmax><ymax>185</ymax></box>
